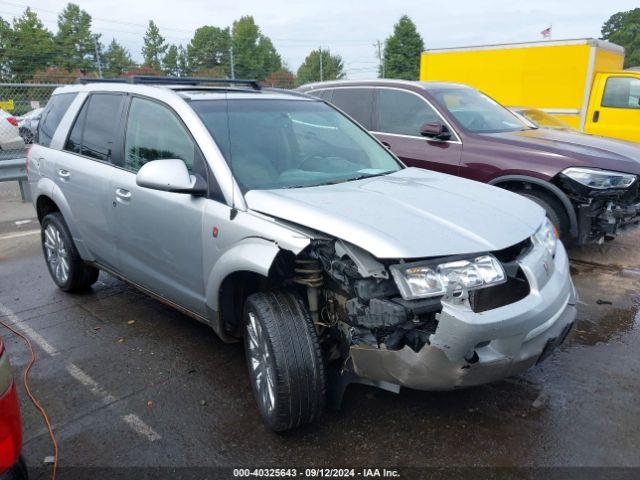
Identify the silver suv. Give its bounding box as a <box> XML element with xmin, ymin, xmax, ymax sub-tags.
<box><xmin>28</xmin><ymin>77</ymin><xmax>576</xmax><ymax>431</ymax></box>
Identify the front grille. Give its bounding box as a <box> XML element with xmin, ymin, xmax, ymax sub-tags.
<box><xmin>469</xmin><ymin>267</ymin><xmax>530</xmax><ymax>313</ymax></box>
<box><xmin>492</xmin><ymin>238</ymin><xmax>533</xmax><ymax>263</ymax></box>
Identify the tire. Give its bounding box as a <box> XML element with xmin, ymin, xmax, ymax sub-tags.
<box><xmin>41</xmin><ymin>212</ymin><xmax>99</xmax><ymax>292</ymax></box>
<box><xmin>519</xmin><ymin>191</ymin><xmax>570</xmax><ymax>241</ymax></box>
<box><xmin>244</xmin><ymin>291</ymin><xmax>326</xmax><ymax>432</ymax></box>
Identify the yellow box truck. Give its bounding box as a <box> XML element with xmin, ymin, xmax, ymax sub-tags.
<box><xmin>420</xmin><ymin>38</ymin><xmax>640</xmax><ymax>143</ymax></box>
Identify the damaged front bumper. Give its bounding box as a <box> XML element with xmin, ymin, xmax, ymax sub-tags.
<box><xmin>577</xmin><ymin>198</ymin><xmax>640</xmax><ymax>244</ymax></box>
<box><xmin>347</xmin><ymin>241</ymin><xmax>577</xmax><ymax>391</ymax></box>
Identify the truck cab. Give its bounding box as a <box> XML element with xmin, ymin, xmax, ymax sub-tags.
<box><xmin>585</xmin><ymin>72</ymin><xmax>640</xmax><ymax>143</ymax></box>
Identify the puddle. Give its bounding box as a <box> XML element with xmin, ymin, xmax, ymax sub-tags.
<box><xmin>569</xmin><ymin>262</ymin><xmax>640</xmax><ymax>346</ymax></box>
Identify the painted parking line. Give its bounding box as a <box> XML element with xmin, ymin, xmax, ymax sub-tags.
<box><xmin>0</xmin><ymin>303</ymin><xmax>59</xmax><ymax>356</ymax></box>
<box><xmin>0</xmin><ymin>300</ymin><xmax>162</xmax><ymax>442</ymax></box>
<box><xmin>122</xmin><ymin>414</ymin><xmax>162</xmax><ymax>442</ymax></box>
<box><xmin>0</xmin><ymin>229</ymin><xmax>40</xmax><ymax>241</ymax></box>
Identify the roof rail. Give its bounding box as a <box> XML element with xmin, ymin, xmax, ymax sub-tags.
<box><xmin>75</xmin><ymin>76</ymin><xmax>261</xmax><ymax>90</ymax></box>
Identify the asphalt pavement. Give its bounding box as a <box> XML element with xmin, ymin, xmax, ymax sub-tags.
<box><xmin>0</xmin><ymin>182</ymin><xmax>638</xmax><ymax>479</ymax></box>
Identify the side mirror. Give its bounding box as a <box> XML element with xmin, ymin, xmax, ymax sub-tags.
<box><xmin>420</xmin><ymin>122</ymin><xmax>451</xmax><ymax>140</ymax></box>
<box><xmin>136</xmin><ymin>159</ymin><xmax>207</xmax><ymax>195</ymax></box>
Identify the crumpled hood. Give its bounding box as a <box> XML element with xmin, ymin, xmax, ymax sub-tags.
<box><xmin>484</xmin><ymin>129</ymin><xmax>640</xmax><ymax>175</ymax></box>
<box><xmin>245</xmin><ymin>168</ymin><xmax>545</xmax><ymax>259</ymax></box>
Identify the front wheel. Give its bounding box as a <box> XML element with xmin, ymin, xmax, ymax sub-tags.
<box><xmin>244</xmin><ymin>291</ymin><xmax>326</xmax><ymax>432</ymax></box>
<box><xmin>519</xmin><ymin>191</ymin><xmax>570</xmax><ymax>242</ymax></box>
<box><xmin>41</xmin><ymin>212</ymin><xmax>99</xmax><ymax>292</ymax></box>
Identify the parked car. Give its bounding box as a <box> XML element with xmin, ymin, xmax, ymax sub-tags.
<box><xmin>29</xmin><ymin>77</ymin><xmax>576</xmax><ymax>431</ymax></box>
<box><xmin>17</xmin><ymin>108</ymin><xmax>44</xmax><ymax>145</ymax></box>
<box><xmin>0</xmin><ymin>109</ymin><xmax>25</xmax><ymax>152</ymax></box>
<box><xmin>509</xmin><ymin>107</ymin><xmax>575</xmax><ymax>131</ymax></box>
<box><xmin>0</xmin><ymin>336</ymin><xmax>27</xmax><ymax>480</ymax></box>
<box><xmin>298</xmin><ymin>80</ymin><xmax>640</xmax><ymax>245</ymax></box>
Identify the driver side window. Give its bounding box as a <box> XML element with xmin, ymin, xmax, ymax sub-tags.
<box><xmin>124</xmin><ymin>97</ymin><xmax>196</xmax><ymax>172</ymax></box>
<box><xmin>377</xmin><ymin>89</ymin><xmax>441</xmax><ymax>136</ymax></box>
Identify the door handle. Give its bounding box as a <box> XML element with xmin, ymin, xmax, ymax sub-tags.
<box><xmin>381</xmin><ymin>141</ymin><xmax>391</xmax><ymax>149</ymax></box>
<box><xmin>57</xmin><ymin>169</ymin><xmax>70</xmax><ymax>179</ymax></box>
<box><xmin>592</xmin><ymin>110</ymin><xmax>600</xmax><ymax>123</ymax></box>
<box><xmin>115</xmin><ymin>188</ymin><xmax>131</xmax><ymax>202</ymax></box>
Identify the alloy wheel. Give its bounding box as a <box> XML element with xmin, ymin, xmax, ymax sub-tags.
<box><xmin>43</xmin><ymin>224</ymin><xmax>69</xmax><ymax>284</ymax></box>
<box><xmin>246</xmin><ymin>312</ymin><xmax>276</xmax><ymax>414</ymax></box>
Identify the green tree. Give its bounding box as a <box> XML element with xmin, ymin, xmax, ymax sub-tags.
<box><xmin>55</xmin><ymin>3</ymin><xmax>97</xmax><ymax>72</ymax></box>
<box><xmin>601</xmin><ymin>8</ymin><xmax>640</xmax><ymax>68</ymax></box>
<box><xmin>177</xmin><ymin>45</ymin><xmax>189</xmax><ymax>76</ymax></box>
<box><xmin>163</xmin><ymin>44</ymin><xmax>180</xmax><ymax>76</ymax></box>
<box><xmin>381</xmin><ymin>15</ymin><xmax>424</xmax><ymax>80</ymax></box>
<box><xmin>231</xmin><ymin>16</ymin><xmax>282</xmax><ymax>79</ymax></box>
<box><xmin>0</xmin><ymin>17</ymin><xmax>11</xmax><ymax>80</ymax></box>
<box><xmin>296</xmin><ymin>48</ymin><xmax>345</xmax><ymax>85</ymax></box>
<box><xmin>142</xmin><ymin>20</ymin><xmax>167</xmax><ymax>71</ymax></box>
<box><xmin>186</xmin><ymin>25</ymin><xmax>230</xmax><ymax>75</ymax></box>
<box><xmin>5</xmin><ymin>8</ymin><xmax>56</xmax><ymax>81</ymax></box>
<box><xmin>103</xmin><ymin>39</ymin><xmax>134</xmax><ymax>77</ymax></box>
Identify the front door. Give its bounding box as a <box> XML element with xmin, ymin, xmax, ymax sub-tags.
<box><xmin>110</xmin><ymin>96</ymin><xmax>208</xmax><ymax>315</ymax></box>
<box><xmin>372</xmin><ymin>88</ymin><xmax>462</xmax><ymax>175</ymax></box>
<box><xmin>585</xmin><ymin>73</ymin><xmax>640</xmax><ymax>143</ymax></box>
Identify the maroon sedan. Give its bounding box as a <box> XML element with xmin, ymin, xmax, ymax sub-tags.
<box><xmin>297</xmin><ymin>80</ymin><xmax>640</xmax><ymax>245</ymax></box>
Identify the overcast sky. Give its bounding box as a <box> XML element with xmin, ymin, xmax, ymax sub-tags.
<box><xmin>0</xmin><ymin>0</ymin><xmax>636</xmax><ymax>78</ymax></box>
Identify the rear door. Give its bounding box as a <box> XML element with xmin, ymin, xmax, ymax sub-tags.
<box><xmin>56</xmin><ymin>92</ymin><xmax>126</xmax><ymax>267</ymax></box>
<box><xmin>372</xmin><ymin>87</ymin><xmax>462</xmax><ymax>175</ymax></box>
<box><xmin>109</xmin><ymin>96</ymin><xmax>208</xmax><ymax>315</ymax></box>
<box><xmin>585</xmin><ymin>73</ymin><xmax>640</xmax><ymax>142</ymax></box>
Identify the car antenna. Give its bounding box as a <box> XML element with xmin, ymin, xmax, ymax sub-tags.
<box><xmin>225</xmin><ymin>91</ymin><xmax>238</xmax><ymax>220</ymax></box>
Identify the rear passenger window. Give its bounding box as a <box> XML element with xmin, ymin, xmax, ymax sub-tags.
<box><xmin>37</xmin><ymin>93</ymin><xmax>77</xmax><ymax>147</ymax></box>
<box><xmin>64</xmin><ymin>93</ymin><xmax>125</xmax><ymax>162</ymax></box>
<box><xmin>377</xmin><ymin>89</ymin><xmax>441</xmax><ymax>136</ymax></box>
<box><xmin>124</xmin><ymin>97</ymin><xmax>196</xmax><ymax>172</ymax></box>
<box><xmin>330</xmin><ymin>88</ymin><xmax>374</xmax><ymax>129</ymax></box>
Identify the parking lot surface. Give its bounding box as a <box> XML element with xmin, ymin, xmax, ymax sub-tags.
<box><xmin>0</xmin><ymin>182</ymin><xmax>639</xmax><ymax>478</ymax></box>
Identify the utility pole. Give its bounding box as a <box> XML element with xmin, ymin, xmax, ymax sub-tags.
<box><xmin>94</xmin><ymin>36</ymin><xmax>103</xmax><ymax>78</ymax></box>
<box><xmin>229</xmin><ymin>44</ymin><xmax>235</xmax><ymax>79</ymax></box>
<box><xmin>375</xmin><ymin>40</ymin><xmax>384</xmax><ymax>78</ymax></box>
<box><xmin>319</xmin><ymin>46</ymin><xmax>323</xmax><ymax>82</ymax></box>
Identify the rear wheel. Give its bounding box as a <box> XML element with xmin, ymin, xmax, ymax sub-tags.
<box><xmin>519</xmin><ymin>190</ymin><xmax>570</xmax><ymax>241</ymax></box>
<box><xmin>41</xmin><ymin>212</ymin><xmax>99</xmax><ymax>292</ymax></box>
<box><xmin>244</xmin><ymin>291</ymin><xmax>326</xmax><ymax>432</ymax></box>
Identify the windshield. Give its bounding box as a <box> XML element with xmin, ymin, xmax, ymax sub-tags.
<box><xmin>430</xmin><ymin>88</ymin><xmax>529</xmax><ymax>133</ymax></box>
<box><xmin>191</xmin><ymin>99</ymin><xmax>402</xmax><ymax>191</ymax></box>
<box><xmin>518</xmin><ymin>108</ymin><xmax>574</xmax><ymax>130</ymax></box>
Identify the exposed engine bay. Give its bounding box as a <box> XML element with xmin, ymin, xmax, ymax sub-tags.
<box><xmin>288</xmin><ymin>237</ymin><xmax>533</xmax><ymax>371</ymax></box>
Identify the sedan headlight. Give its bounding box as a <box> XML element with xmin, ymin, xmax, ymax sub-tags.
<box><xmin>562</xmin><ymin>167</ymin><xmax>636</xmax><ymax>190</ymax></box>
<box><xmin>532</xmin><ymin>218</ymin><xmax>557</xmax><ymax>256</ymax></box>
<box><xmin>390</xmin><ymin>255</ymin><xmax>506</xmax><ymax>300</ymax></box>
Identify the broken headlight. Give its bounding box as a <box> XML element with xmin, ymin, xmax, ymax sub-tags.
<box><xmin>390</xmin><ymin>255</ymin><xmax>506</xmax><ymax>300</ymax></box>
<box><xmin>532</xmin><ymin>218</ymin><xmax>557</xmax><ymax>256</ymax></box>
<box><xmin>562</xmin><ymin>167</ymin><xmax>636</xmax><ymax>190</ymax></box>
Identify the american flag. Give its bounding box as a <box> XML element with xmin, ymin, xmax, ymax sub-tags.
<box><xmin>541</xmin><ymin>26</ymin><xmax>552</xmax><ymax>39</ymax></box>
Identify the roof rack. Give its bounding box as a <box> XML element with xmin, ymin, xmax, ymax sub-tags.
<box><xmin>76</xmin><ymin>76</ymin><xmax>261</xmax><ymax>90</ymax></box>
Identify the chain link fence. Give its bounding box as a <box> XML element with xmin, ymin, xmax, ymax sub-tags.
<box><xmin>0</xmin><ymin>83</ymin><xmax>61</xmax><ymax>161</ymax></box>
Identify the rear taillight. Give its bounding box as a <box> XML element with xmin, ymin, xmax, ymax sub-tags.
<box><xmin>6</xmin><ymin>117</ymin><xmax>17</xmax><ymax>127</ymax></box>
<box><xmin>0</xmin><ymin>340</ymin><xmax>22</xmax><ymax>473</ymax></box>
